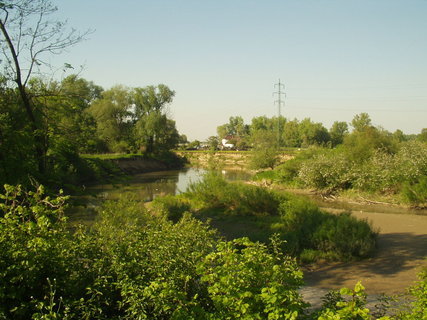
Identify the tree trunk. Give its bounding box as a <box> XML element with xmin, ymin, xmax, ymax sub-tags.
<box><xmin>0</xmin><ymin>18</ymin><xmax>46</xmax><ymax>174</ymax></box>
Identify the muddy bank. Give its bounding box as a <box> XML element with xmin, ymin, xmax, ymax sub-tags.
<box><xmin>111</xmin><ymin>157</ymin><xmax>179</xmax><ymax>174</ymax></box>
<box><xmin>176</xmin><ymin>151</ymin><xmax>293</xmax><ymax>169</ymax></box>
<box><xmin>177</xmin><ymin>151</ymin><xmax>250</xmax><ymax>168</ymax></box>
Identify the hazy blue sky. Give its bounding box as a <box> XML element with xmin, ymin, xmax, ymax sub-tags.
<box><xmin>54</xmin><ymin>0</ymin><xmax>427</xmax><ymax>140</ymax></box>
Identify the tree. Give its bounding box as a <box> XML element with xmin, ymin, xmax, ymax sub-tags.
<box><xmin>329</xmin><ymin>121</ymin><xmax>349</xmax><ymax>147</ymax></box>
<box><xmin>351</xmin><ymin>113</ymin><xmax>372</xmax><ymax>132</ymax></box>
<box><xmin>38</xmin><ymin>75</ymin><xmax>103</xmax><ymax>153</ymax></box>
<box><xmin>0</xmin><ymin>0</ymin><xmax>90</xmax><ymax>174</ymax></box>
<box><xmin>217</xmin><ymin>116</ymin><xmax>249</xmax><ymax>140</ymax></box>
<box><xmin>392</xmin><ymin>129</ymin><xmax>406</xmax><ymax>143</ymax></box>
<box><xmin>249</xmin><ymin>130</ymin><xmax>279</xmax><ymax>169</ymax></box>
<box><xmin>299</xmin><ymin>118</ymin><xmax>330</xmax><ymax>147</ymax></box>
<box><xmin>133</xmin><ymin>84</ymin><xmax>176</xmax><ymax>154</ymax></box>
<box><xmin>88</xmin><ymin>86</ymin><xmax>134</xmax><ymax>153</ymax></box>
<box><xmin>0</xmin><ymin>77</ymin><xmax>35</xmax><ymax>184</ymax></box>
<box><xmin>207</xmin><ymin>136</ymin><xmax>219</xmax><ymax>151</ymax></box>
<box><xmin>282</xmin><ymin>119</ymin><xmax>301</xmax><ymax>147</ymax></box>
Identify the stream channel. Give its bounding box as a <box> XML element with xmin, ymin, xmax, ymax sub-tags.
<box><xmin>69</xmin><ymin>167</ymin><xmax>427</xmax><ymax>310</ymax></box>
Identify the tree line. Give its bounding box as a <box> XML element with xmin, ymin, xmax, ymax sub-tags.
<box><xmin>211</xmin><ymin>113</ymin><xmax>426</xmax><ymax>151</ymax></box>
<box><xmin>0</xmin><ymin>75</ymin><xmax>180</xmax><ymax>186</ymax></box>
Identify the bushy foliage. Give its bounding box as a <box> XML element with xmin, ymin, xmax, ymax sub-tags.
<box><xmin>150</xmin><ymin>194</ymin><xmax>191</xmax><ymax>222</ymax></box>
<box><xmin>401</xmin><ymin>177</ymin><xmax>427</xmax><ymax>207</ymax></box>
<box><xmin>272</xmin><ymin>135</ymin><xmax>427</xmax><ymax>205</ymax></box>
<box><xmin>249</xmin><ymin>145</ymin><xmax>279</xmax><ymax>169</ymax></box>
<box><xmin>278</xmin><ymin>196</ymin><xmax>377</xmax><ymax>259</ymax></box>
<box><xmin>0</xmin><ymin>185</ymin><xmax>307</xmax><ymax>319</ymax></box>
<box><xmin>186</xmin><ymin>172</ymin><xmax>281</xmax><ymax>216</ymax></box>
<box><xmin>197</xmin><ymin>237</ymin><xmax>307</xmax><ymax>319</ymax></box>
<box><xmin>1</xmin><ymin>184</ymin><xmax>426</xmax><ymax>319</ymax></box>
<box><xmin>399</xmin><ymin>270</ymin><xmax>427</xmax><ymax>319</ymax></box>
<box><xmin>249</xmin><ymin>130</ymin><xmax>280</xmax><ymax>169</ymax></box>
<box><xmin>298</xmin><ymin>151</ymin><xmax>352</xmax><ymax>192</ymax></box>
<box><xmin>184</xmin><ymin>174</ymin><xmax>377</xmax><ymax>261</ymax></box>
<box><xmin>0</xmin><ymin>185</ymin><xmax>103</xmax><ymax>319</ymax></box>
<box><xmin>315</xmin><ymin>282</ymin><xmax>374</xmax><ymax>320</ymax></box>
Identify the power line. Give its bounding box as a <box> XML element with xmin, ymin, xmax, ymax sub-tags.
<box><xmin>273</xmin><ymin>79</ymin><xmax>286</xmax><ymax>145</ymax></box>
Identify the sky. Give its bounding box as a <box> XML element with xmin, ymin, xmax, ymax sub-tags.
<box><xmin>53</xmin><ymin>0</ymin><xmax>427</xmax><ymax>141</ymax></box>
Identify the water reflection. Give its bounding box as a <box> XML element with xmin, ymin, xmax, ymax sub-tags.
<box><xmin>89</xmin><ymin>167</ymin><xmax>251</xmax><ymax>203</ymax></box>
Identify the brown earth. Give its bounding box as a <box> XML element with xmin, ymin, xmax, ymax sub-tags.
<box><xmin>303</xmin><ymin>210</ymin><xmax>427</xmax><ymax>296</ymax></box>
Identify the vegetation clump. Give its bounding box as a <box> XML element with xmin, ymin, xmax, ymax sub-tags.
<box><xmin>253</xmin><ymin>114</ymin><xmax>427</xmax><ymax>207</ymax></box>
<box><xmin>158</xmin><ymin>173</ymin><xmax>378</xmax><ymax>262</ymax></box>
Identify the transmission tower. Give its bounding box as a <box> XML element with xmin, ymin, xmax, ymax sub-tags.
<box><xmin>273</xmin><ymin>79</ymin><xmax>285</xmax><ymax>146</ymax></box>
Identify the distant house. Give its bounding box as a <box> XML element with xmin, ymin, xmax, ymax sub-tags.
<box><xmin>221</xmin><ymin>136</ymin><xmax>234</xmax><ymax>149</ymax></box>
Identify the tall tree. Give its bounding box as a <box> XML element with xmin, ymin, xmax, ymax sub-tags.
<box><xmin>282</xmin><ymin>119</ymin><xmax>301</xmax><ymax>147</ymax></box>
<box><xmin>133</xmin><ymin>85</ymin><xmax>175</xmax><ymax>153</ymax></box>
<box><xmin>88</xmin><ymin>85</ymin><xmax>134</xmax><ymax>153</ymax></box>
<box><xmin>329</xmin><ymin>121</ymin><xmax>349</xmax><ymax>147</ymax></box>
<box><xmin>299</xmin><ymin>118</ymin><xmax>330</xmax><ymax>147</ymax></box>
<box><xmin>217</xmin><ymin>116</ymin><xmax>249</xmax><ymax>138</ymax></box>
<box><xmin>0</xmin><ymin>0</ymin><xmax>89</xmax><ymax>174</ymax></box>
<box><xmin>351</xmin><ymin>113</ymin><xmax>372</xmax><ymax>132</ymax></box>
<box><xmin>39</xmin><ymin>75</ymin><xmax>103</xmax><ymax>153</ymax></box>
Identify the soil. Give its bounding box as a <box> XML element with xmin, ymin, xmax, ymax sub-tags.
<box><xmin>301</xmin><ymin>209</ymin><xmax>427</xmax><ymax>307</ymax></box>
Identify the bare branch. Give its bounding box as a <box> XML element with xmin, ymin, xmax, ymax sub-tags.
<box><xmin>0</xmin><ymin>0</ymin><xmax>92</xmax><ymax>86</ymax></box>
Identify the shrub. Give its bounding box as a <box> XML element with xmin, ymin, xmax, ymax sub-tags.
<box><xmin>312</xmin><ymin>213</ymin><xmax>377</xmax><ymax>258</ymax></box>
<box><xmin>151</xmin><ymin>194</ymin><xmax>191</xmax><ymax>222</ymax></box>
<box><xmin>0</xmin><ymin>185</ymin><xmax>105</xmax><ymax>319</ymax></box>
<box><xmin>315</xmin><ymin>282</ymin><xmax>372</xmax><ymax>320</ymax></box>
<box><xmin>400</xmin><ymin>269</ymin><xmax>427</xmax><ymax>319</ymax></box>
<box><xmin>249</xmin><ymin>146</ymin><xmax>279</xmax><ymax>169</ymax></box>
<box><xmin>197</xmin><ymin>237</ymin><xmax>307</xmax><ymax>319</ymax></box>
<box><xmin>186</xmin><ymin>172</ymin><xmax>281</xmax><ymax>216</ymax></box>
<box><xmin>92</xmin><ymin>198</ymin><xmax>219</xmax><ymax>319</ymax></box>
<box><xmin>298</xmin><ymin>152</ymin><xmax>352</xmax><ymax>192</ymax></box>
<box><xmin>278</xmin><ymin>196</ymin><xmax>377</xmax><ymax>259</ymax></box>
<box><xmin>401</xmin><ymin>177</ymin><xmax>427</xmax><ymax>207</ymax></box>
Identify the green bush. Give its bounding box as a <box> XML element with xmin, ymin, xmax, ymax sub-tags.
<box><xmin>0</xmin><ymin>185</ymin><xmax>105</xmax><ymax>319</ymax></box>
<box><xmin>197</xmin><ymin>237</ymin><xmax>307</xmax><ymax>319</ymax></box>
<box><xmin>186</xmin><ymin>172</ymin><xmax>281</xmax><ymax>216</ymax></box>
<box><xmin>399</xmin><ymin>269</ymin><xmax>427</xmax><ymax>319</ymax></box>
<box><xmin>298</xmin><ymin>151</ymin><xmax>353</xmax><ymax>192</ymax></box>
<box><xmin>401</xmin><ymin>176</ymin><xmax>427</xmax><ymax>207</ymax></box>
<box><xmin>249</xmin><ymin>146</ymin><xmax>279</xmax><ymax>169</ymax></box>
<box><xmin>151</xmin><ymin>194</ymin><xmax>191</xmax><ymax>222</ymax></box>
<box><xmin>278</xmin><ymin>196</ymin><xmax>377</xmax><ymax>259</ymax></box>
<box><xmin>185</xmin><ymin>175</ymin><xmax>377</xmax><ymax>261</ymax></box>
<box><xmin>312</xmin><ymin>213</ymin><xmax>377</xmax><ymax>259</ymax></box>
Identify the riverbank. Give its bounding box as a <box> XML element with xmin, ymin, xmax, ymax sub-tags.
<box><xmin>81</xmin><ymin>152</ymin><xmax>186</xmax><ymax>178</ymax></box>
<box><xmin>176</xmin><ymin>150</ymin><xmax>294</xmax><ymax>169</ymax></box>
<box><xmin>248</xmin><ymin>182</ymin><xmax>427</xmax><ymax>301</ymax></box>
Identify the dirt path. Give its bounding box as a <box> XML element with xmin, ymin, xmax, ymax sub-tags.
<box><xmin>303</xmin><ymin>210</ymin><xmax>427</xmax><ymax>299</ymax></box>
